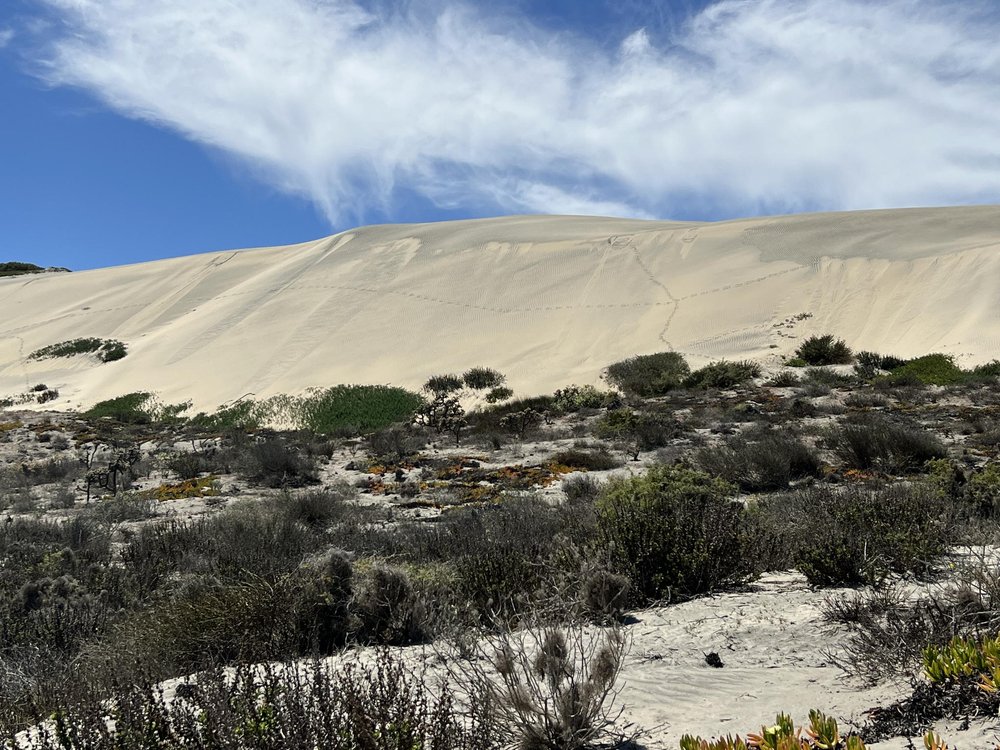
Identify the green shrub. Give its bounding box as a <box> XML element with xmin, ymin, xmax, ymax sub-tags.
<box><xmin>604</xmin><ymin>351</ymin><xmax>690</xmax><ymax>397</ymax></box>
<box><xmin>795</xmin><ymin>335</ymin><xmax>853</xmax><ymax>366</ymax></box>
<box><xmin>827</xmin><ymin>414</ymin><xmax>946</xmax><ymax>474</ymax></box>
<box><xmin>882</xmin><ymin>353</ymin><xmax>965</xmax><ymax>386</ymax></box>
<box><xmin>968</xmin><ymin>463</ymin><xmax>1000</xmax><ymax>518</ymax></box>
<box><xmin>765</xmin><ymin>370</ymin><xmax>801</xmax><ymax>387</ymax></box>
<box><xmin>755</xmin><ymin>484</ymin><xmax>949</xmax><ymax>585</ymax></box>
<box><xmin>695</xmin><ymin>427</ymin><xmax>822</xmax><ymax>492</ymax></box>
<box><xmin>683</xmin><ymin>360</ymin><xmax>761</xmax><ymax>389</ymax></box>
<box><xmin>969</xmin><ymin>360</ymin><xmax>1000</xmax><ymax>382</ymax></box>
<box><xmin>295</xmin><ymin>385</ymin><xmax>424</xmax><ymax>435</ymax></box>
<box><xmin>84</xmin><ymin>393</ymin><xmax>189</xmax><ymax>424</ymax></box>
<box><xmin>594</xmin><ymin>409</ymin><xmax>681</xmax><ymax>459</ymax></box>
<box><xmin>83</xmin><ymin>392</ymin><xmax>155</xmax><ymax>423</ymax></box>
<box><xmin>596</xmin><ymin>465</ymin><xmax>751</xmax><ymax>601</ymax></box>
<box><xmin>551</xmin><ymin>384</ymin><xmax>619</xmax><ymax>412</ymax></box>
<box><xmin>30</xmin><ymin>338</ymin><xmax>127</xmax><ymax>363</ymax></box>
<box><xmin>803</xmin><ymin>367</ymin><xmax>854</xmax><ymax>387</ymax></box>
<box><xmin>581</xmin><ymin>570</ymin><xmax>631</xmax><ymax>621</ymax></box>
<box><xmin>561</xmin><ymin>475</ymin><xmax>602</xmax><ymax>504</ymax></box>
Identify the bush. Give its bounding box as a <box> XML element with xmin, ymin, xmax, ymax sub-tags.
<box><xmin>365</xmin><ymin>424</ymin><xmax>427</xmax><ymax>462</ymax></box>
<box><xmin>605</xmin><ymin>351</ymin><xmax>689</xmax><ymax>397</ymax></box>
<box><xmin>551</xmin><ymin>384</ymin><xmax>619</xmax><ymax>412</ymax></box>
<box><xmin>30</xmin><ymin>338</ymin><xmax>127</xmax><ymax>363</ymax></box>
<box><xmin>462</xmin><ymin>366</ymin><xmax>505</xmax><ymax>391</ymax></box>
<box><xmin>456</xmin><ymin>626</ymin><xmax>630</xmax><ymax>750</ymax></box>
<box><xmin>562</xmin><ymin>475</ymin><xmax>602</xmax><ymax>504</ymax></box>
<box><xmin>827</xmin><ymin>414</ymin><xmax>946</xmax><ymax>474</ymax></box>
<box><xmin>694</xmin><ymin>427</ymin><xmax>821</xmax><ymax>492</ymax></box>
<box><xmin>854</xmin><ymin>350</ymin><xmax>907</xmax><ymax>379</ymax></box>
<box><xmin>765</xmin><ymin>370</ymin><xmax>801</xmax><ymax>387</ymax></box>
<box><xmin>235</xmin><ymin>437</ymin><xmax>319</xmax><ymax>488</ymax></box>
<box><xmin>683</xmin><ymin>360</ymin><xmax>761</xmax><ymax>389</ymax></box>
<box><xmin>594</xmin><ymin>409</ymin><xmax>681</xmax><ymax>459</ymax></box>
<box><xmin>278</xmin><ymin>484</ymin><xmax>355</xmax><ymax>527</ymax></box>
<box><xmin>295</xmin><ymin>385</ymin><xmax>424</xmax><ymax>435</ymax></box>
<box><xmin>550</xmin><ymin>447</ymin><xmax>622</xmax><ymax>471</ymax></box>
<box><xmin>21</xmin><ymin>652</ymin><xmax>497</xmax><ymax>750</ymax></box>
<box><xmin>882</xmin><ymin>353</ymin><xmax>965</xmax><ymax>386</ymax></box>
<box><xmin>485</xmin><ymin>386</ymin><xmax>514</xmax><ymax>403</ymax></box>
<box><xmin>581</xmin><ymin>570</ymin><xmax>631</xmax><ymax>621</ymax></box>
<box><xmin>83</xmin><ymin>392</ymin><xmax>155</xmax><ymax>424</ymax></box>
<box><xmin>795</xmin><ymin>335</ymin><xmax>853</xmax><ymax>365</ymax></box>
<box><xmin>355</xmin><ymin>565</ymin><xmax>428</xmax><ymax>646</ymax></box>
<box><xmin>755</xmin><ymin>484</ymin><xmax>949</xmax><ymax>585</ymax></box>
<box><xmin>596</xmin><ymin>465</ymin><xmax>751</xmax><ymax>601</ymax></box>
<box><xmin>968</xmin><ymin>463</ymin><xmax>1000</xmax><ymax>518</ymax></box>
<box><xmin>423</xmin><ymin>373</ymin><xmax>464</xmax><ymax>395</ymax></box>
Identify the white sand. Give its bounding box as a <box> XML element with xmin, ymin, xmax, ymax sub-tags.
<box><xmin>2</xmin><ymin>206</ymin><xmax>999</xmax><ymax>412</ymax></box>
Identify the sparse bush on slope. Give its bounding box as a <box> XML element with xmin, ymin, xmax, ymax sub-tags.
<box><xmin>30</xmin><ymin>338</ymin><xmax>127</xmax><ymax>363</ymax></box>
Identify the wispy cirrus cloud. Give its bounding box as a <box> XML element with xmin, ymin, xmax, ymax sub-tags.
<box><xmin>0</xmin><ymin>28</ymin><xmax>15</xmax><ymax>48</ymax></box>
<box><xmin>28</xmin><ymin>0</ymin><xmax>1000</xmax><ymax>224</ymax></box>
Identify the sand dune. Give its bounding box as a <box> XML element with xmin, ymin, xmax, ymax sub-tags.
<box><xmin>2</xmin><ymin>206</ymin><xmax>999</xmax><ymax>412</ymax></box>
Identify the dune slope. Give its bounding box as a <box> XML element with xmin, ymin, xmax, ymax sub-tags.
<box><xmin>2</xmin><ymin>207</ymin><xmax>998</xmax><ymax>411</ymax></box>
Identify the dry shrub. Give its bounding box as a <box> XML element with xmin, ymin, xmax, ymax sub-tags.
<box><xmin>827</xmin><ymin>414</ymin><xmax>946</xmax><ymax>474</ymax></box>
<box><xmin>825</xmin><ymin>550</ymin><xmax>1000</xmax><ymax>684</ymax></box>
<box><xmin>20</xmin><ymin>653</ymin><xmax>499</xmax><ymax>749</ymax></box>
<box><xmin>753</xmin><ymin>483</ymin><xmax>949</xmax><ymax>586</ymax></box>
<box><xmin>448</xmin><ymin>625</ymin><xmax>634</xmax><ymax>750</ymax></box>
<box><xmin>694</xmin><ymin>425</ymin><xmax>821</xmax><ymax>492</ymax></box>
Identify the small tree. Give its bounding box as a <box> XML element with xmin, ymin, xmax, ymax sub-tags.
<box><xmin>418</xmin><ymin>367</ymin><xmax>511</xmax><ymax>443</ymax></box>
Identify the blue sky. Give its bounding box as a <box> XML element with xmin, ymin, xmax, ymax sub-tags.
<box><xmin>2</xmin><ymin>0</ymin><xmax>1000</xmax><ymax>271</ymax></box>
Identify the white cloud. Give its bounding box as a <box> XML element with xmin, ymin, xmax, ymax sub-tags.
<box><xmin>0</xmin><ymin>28</ymin><xmax>15</xmax><ymax>48</ymax></box>
<box><xmin>32</xmin><ymin>0</ymin><xmax>1000</xmax><ymax>224</ymax></box>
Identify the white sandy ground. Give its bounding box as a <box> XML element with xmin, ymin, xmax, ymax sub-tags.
<box><xmin>3</xmin><ymin>206</ymin><xmax>1000</xmax><ymax>413</ymax></box>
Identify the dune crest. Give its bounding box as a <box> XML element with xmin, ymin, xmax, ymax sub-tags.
<box><xmin>2</xmin><ymin>206</ymin><xmax>998</xmax><ymax>411</ymax></box>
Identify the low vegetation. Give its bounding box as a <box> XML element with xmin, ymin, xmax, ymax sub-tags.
<box><xmin>4</xmin><ymin>337</ymin><xmax>1000</xmax><ymax>746</ymax></box>
<box><xmin>30</xmin><ymin>337</ymin><xmax>128</xmax><ymax>363</ymax></box>
<box><xmin>0</xmin><ymin>262</ymin><xmax>69</xmax><ymax>277</ymax></box>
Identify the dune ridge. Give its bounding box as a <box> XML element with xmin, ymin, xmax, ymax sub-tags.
<box><xmin>2</xmin><ymin>206</ymin><xmax>998</xmax><ymax>411</ymax></box>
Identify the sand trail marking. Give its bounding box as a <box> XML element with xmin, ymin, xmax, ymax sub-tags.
<box><xmin>612</xmin><ymin>233</ymin><xmax>681</xmax><ymax>349</ymax></box>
